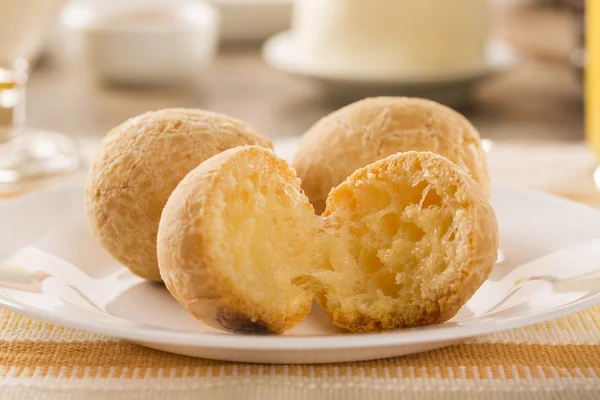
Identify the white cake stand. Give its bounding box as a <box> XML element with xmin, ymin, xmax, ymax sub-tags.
<box><xmin>263</xmin><ymin>32</ymin><xmax>519</xmax><ymax>108</ymax></box>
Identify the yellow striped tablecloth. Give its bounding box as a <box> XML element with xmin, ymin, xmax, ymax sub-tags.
<box><xmin>0</xmin><ymin>305</ymin><xmax>599</xmax><ymax>400</ymax></box>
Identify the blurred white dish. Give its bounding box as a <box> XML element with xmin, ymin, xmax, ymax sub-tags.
<box><xmin>1</xmin><ymin>139</ymin><xmax>600</xmax><ymax>363</ymax></box>
<box><xmin>211</xmin><ymin>0</ymin><xmax>293</xmax><ymax>42</ymax></box>
<box><xmin>263</xmin><ymin>32</ymin><xmax>519</xmax><ymax>107</ymax></box>
<box><xmin>62</xmin><ymin>0</ymin><xmax>219</xmax><ymax>86</ymax></box>
<box><xmin>290</xmin><ymin>0</ymin><xmax>491</xmax><ymax>79</ymax></box>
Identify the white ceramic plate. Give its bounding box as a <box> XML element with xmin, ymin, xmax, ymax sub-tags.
<box><xmin>1</xmin><ymin>146</ymin><xmax>600</xmax><ymax>364</ymax></box>
<box><xmin>263</xmin><ymin>33</ymin><xmax>519</xmax><ymax>107</ymax></box>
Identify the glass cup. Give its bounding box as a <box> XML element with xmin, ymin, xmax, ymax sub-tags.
<box><xmin>0</xmin><ymin>0</ymin><xmax>79</xmax><ymax>187</ymax></box>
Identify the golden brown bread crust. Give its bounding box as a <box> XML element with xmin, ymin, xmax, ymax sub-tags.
<box><xmin>157</xmin><ymin>146</ymin><xmax>315</xmax><ymax>334</ymax></box>
<box><xmin>320</xmin><ymin>151</ymin><xmax>498</xmax><ymax>332</ymax></box>
<box><xmin>84</xmin><ymin>109</ymin><xmax>273</xmax><ymax>281</ymax></box>
<box><xmin>292</xmin><ymin>97</ymin><xmax>490</xmax><ymax>214</ymax></box>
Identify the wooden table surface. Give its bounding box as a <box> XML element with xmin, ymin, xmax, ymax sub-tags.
<box><xmin>24</xmin><ymin>3</ymin><xmax>582</xmax><ymax>144</ymax></box>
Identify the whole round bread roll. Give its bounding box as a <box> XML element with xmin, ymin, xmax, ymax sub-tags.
<box><xmin>84</xmin><ymin>109</ymin><xmax>273</xmax><ymax>281</ymax></box>
<box><xmin>157</xmin><ymin>146</ymin><xmax>498</xmax><ymax>334</ymax></box>
<box><xmin>292</xmin><ymin>97</ymin><xmax>490</xmax><ymax>214</ymax></box>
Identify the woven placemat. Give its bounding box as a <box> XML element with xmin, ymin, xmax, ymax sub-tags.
<box><xmin>0</xmin><ymin>306</ymin><xmax>599</xmax><ymax>400</ymax></box>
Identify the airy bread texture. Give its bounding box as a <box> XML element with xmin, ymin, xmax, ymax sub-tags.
<box><xmin>319</xmin><ymin>150</ymin><xmax>497</xmax><ymax>332</ymax></box>
<box><xmin>292</xmin><ymin>97</ymin><xmax>490</xmax><ymax>214</ymax></box>
<box><xmin>84</xmin><ymin>109</ymin><xmax>273</xmax><ymax>281</ymax></box>
<box><xmin>158</xmin><ymin>146</ymin><xmax>498</xmax><ymax>334</ymax></box>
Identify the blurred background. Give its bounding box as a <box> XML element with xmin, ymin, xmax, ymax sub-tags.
<box><xmin>0</xmin><ymin>0</ymin><xmax>593</xmax><ymax>202</ymax></box>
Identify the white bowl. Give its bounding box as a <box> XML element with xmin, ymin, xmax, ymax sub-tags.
<box><xmin>211</xmin><ymin>0</ymin><xmax>293</xmax><ymax>43</ymax></box>
<box><xmin>62</xmin><ymin>0</ymin><xmax>219</xmax><ymax>86</ymax></box>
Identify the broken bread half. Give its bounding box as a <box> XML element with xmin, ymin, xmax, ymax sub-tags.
<box><xmin>318</xmin><ymin>150</ymin><xmax>498</xmax><ymax>332</ymax></box>
<box><xmin>157</xmin><ymin>146</ymin><xmax>498</xmax><ymax>334</ymax></box>
<box><xmin>157</xmin><ymin>145</ymin><xmax>318</xmax><ymax>333</ymax></box>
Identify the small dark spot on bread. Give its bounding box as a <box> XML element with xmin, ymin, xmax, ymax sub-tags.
<box><xmin>215</xmin><ymin>311</ymin><xmax>274</xmax><ymax>334</ymax></box>
<box><xmin>151</xmin><ymin>281</ymin><xmax>167</xmax><ymax>289</ymax></box>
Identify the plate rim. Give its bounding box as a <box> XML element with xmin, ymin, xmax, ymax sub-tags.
<box><xmin>1</xmin><ymin>279</ymin><xmax>599</xmax><ymax>350</ymax></box>
<box><xmin>1</xmin><ymin>182</ymin><xmax>600</xmax><ymax>350</ymax></box>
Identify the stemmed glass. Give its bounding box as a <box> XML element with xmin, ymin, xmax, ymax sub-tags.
<box><xmin>0</xmin><ymin>0</ymin><xmax>79</xmax><ymax>188</ymax></box>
